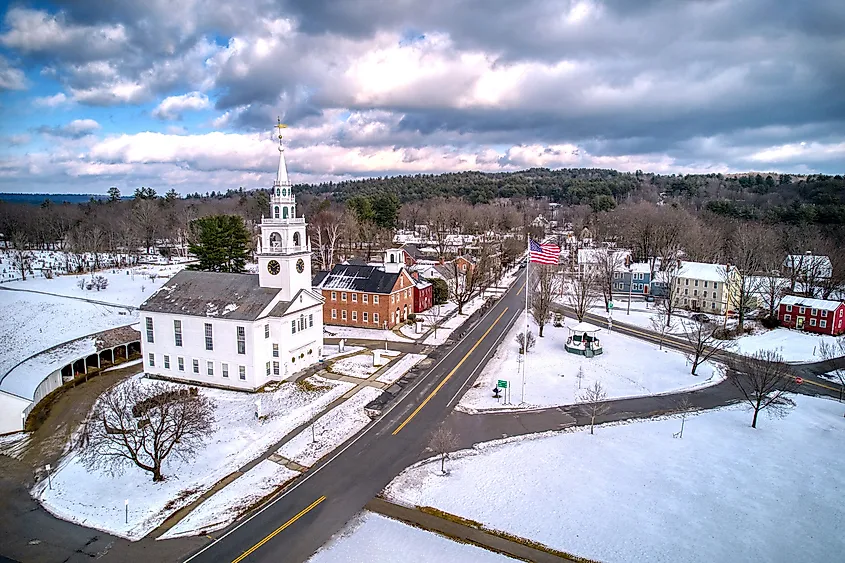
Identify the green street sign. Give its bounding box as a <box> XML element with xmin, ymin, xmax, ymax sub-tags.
<box><xmin>497</xmin><ymin>380</ymin><xmax>508</xmax><ymax>389</ymax></box>
<box><xmin>608</xmin><ymin>302</ymin><xmax>614</xmax><ymax>309</ymax></box>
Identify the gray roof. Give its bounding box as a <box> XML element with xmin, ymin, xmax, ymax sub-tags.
<box><xmin>140</xmin><ymin>270</ymin><xmax>282</xmax><ymax>321</ymax></box>
<box><xmin>316</xmin><ymin>264</ymin><xmax>401</xmax><ymax>294</ymax></box>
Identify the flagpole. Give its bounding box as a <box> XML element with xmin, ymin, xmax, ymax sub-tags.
<box><xmin>523</xmin><ymin>234</ymin><xmax>528</xmax><ymax>405</ymax></box>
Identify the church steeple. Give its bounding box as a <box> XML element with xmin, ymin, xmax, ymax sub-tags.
<box><xmin>258</xmin><ymin>118</ymin><xmax>311</xmax><ymax>298</ymax></box>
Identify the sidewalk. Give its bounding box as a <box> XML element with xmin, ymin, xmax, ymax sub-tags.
<box><xmin>366</xmin><ymin>497</ymin><xmax>588</xmax><ymax>563</ymax></box>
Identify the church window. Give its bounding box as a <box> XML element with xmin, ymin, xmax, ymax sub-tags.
<box><xmin>164</xmin><ymin>355</ymin><xmax>170</xmax><ymax>369</ymax></box>
<box><xmin>222</xmin><ymin>363</ymin><xmax>229</xmax><ymax>378</ymax></box>
<box><xmin>207</xmin><ymin>361</ymin><xmax>214</xmax><ymax>376</ymax></box>
<box><xmin>276</xmin><ymin>188</ymin><xmax>280</xmax><ymax>196</ymax></box>
<box><xmin>145</xmin><ymin>317</ymin><xmax>154</xmax><ymax>343</ymax></box>
<box><xmin>283</xmin><ymin>207</ymin><xmax>289</xmax><ymax>219</ymax></box>
<box><xmin>178</xmin><ymin>357</ymin><xmax>184</xmax><ymax>371</ymax></box>
<box><xmin>293</xmin><ymin>232</ymin><xmax>300</xmax><ymax>247</ymax></box>
<box><xmin>272</xmin><ymin>343</ymin><xmax>280</xmax><ymax>358</ymax></box>
<box><xmin>274</xmin><ymin>206</ymin><xmax>280</xmax><ymax>219</ymax></box>
<box><xmin>273</xmin><ymin>361</ymin><xmax>279</xmax><ymax>375</ymax></box>
<box><xmin>291</xmin><ymin>320</ymin><xmax>296</xmax><ymax>334</ymax></box>
<box><xmin>193</xmin><ymin>359</ymin><xmax>199</xmax><ymax>373</ymax></box>
<box><xmin>309</xmin><ymin>314</ymin><xmax>313</xmax><ymax>327</ymax></box>
<box><xmin>148</xmin><ymin>353</ymin><xmax>155</xmax><ymax>367</ymax></box>
<box><xmin>239</xmin><ymin>366</ymin><xmax>246</xmax><ymax>380</ymax></box>
<box><xmin>237</xmin><ymin>326</ymin><xmax>246</xmax><ymax>354</ymax></box>
<box><xmin>204</xmin><ymin>323</ymin><xmax>213</xmax><ymax>350</ymax></box>
<box><xmin>174</xmin><ymin>320</ymin><xmax>182</xmax><ymax>346</ymax></box>
<box><xmin>266</xmin><ymin>362</ymin><xmax>271</xmax><ymax>376</ymax></box>
<box><xmin>300</xmin><ymin>314</ymin><xmax>305</xmax><ymax>330</ymax></box>
<box><xmin>265</xmin><ymin>324</ymin><xmax>270</xmax><ymax>338</ymax></box>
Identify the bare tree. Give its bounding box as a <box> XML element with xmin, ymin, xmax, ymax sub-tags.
<box><xmin>658</xmin><ymin>260</ymin><xmax>682</xmax><ymax>327</ymax></box>
<box><xmin>723</xmin><ymin>224</ymin><xmax>767</xmax><ymax>331</ymax></box>
<box><xmin>649</xmin><ymin>307</ymin><xmax>674</xmax><ymax>349</ymax></box>
<box><xmin>530</xmin><ymin>264</ymin><xmax>563</xmax><ymax>337</ymax></box>
<box><xmin>79</xmin><ymin>380</ymin><xmax>215</xmax><ymax>482</ymax></box>
<box><xmin>578</xmin><ymin>381</ymin><xmax>610</xmax><ymax>435</ymax></box>
<box><xmin>682</xmin><ymin>320</ymin><xmax>734</xmax><ymax>376</ymax></box>
<box><xmin>567</xmin><ymin>269</ymin><xmax>601</xmax><ymax>322</ymax></box>
<box><xmin>817</xmin><ymin>338</ymin><xmax>845</xmax><ymax>405</ymax></box>
<box><xmin>447</xmin><ymin>249</ymin><xmax>493</xmax><ymax>315</ymax></box>
<box><xmin>429</xmin><ymin>425</ymin><xmax>459</xmax><ymax>474</ymax></box>
<box><xmin>515</xmin><ymin>330</ymin><xmax>536</xmax><ymax>354</ymax></box>
<box><xmin>576</xmin><ymin>365</ymin><xmax>585</xmax><ymax>389</ymax></box>
<box><xmin>594</xmin><ymin>249</ymin><xmax>627</xmax><ymax>312</ymax></box>
<box><xmin>728</xmin><ymin>350</ymin><xmax>798</xmax><ymax>428</ymax></box>
<box><xmin>674</xmin><ymin>396</ymin><xmax>694</xmax><ymax>438</ymax></box>
<box><xmin>8</xmin><ymin>229</ymin><xmax>33</xmax><ymax>280</ymax></box>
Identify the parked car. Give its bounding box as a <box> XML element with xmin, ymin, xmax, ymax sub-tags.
<box><xmin>691</xmin><ymin>313</ymin><xmax>711</xmax><ymax>323</ymax></box>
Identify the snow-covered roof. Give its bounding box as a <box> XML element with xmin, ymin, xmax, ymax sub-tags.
<box><xmin>780</xmin><ymin>295</ymin><xmax>843</xmax><ymax>312</ymax></box>
<box><xmin>569</xmin><ymin>322</ymin><xmax>601</xmax><ymax>333</ymax></box>
<box><xmin>629</xmin><ymin>262</ymin><xmax>651</xmax><ymax>274</ymax></box>
<box><xmin>676</xmin><ymin>261</ymin><xmax>729</xmax><ymax>282</ymax></box>
<box><xmin>577</xmin><ymin>248</ymin><xmax>631</xmax><ymax>265</ymax></box>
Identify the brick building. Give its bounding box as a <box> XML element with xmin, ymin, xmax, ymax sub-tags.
<box><xmin>777</xmin><ymin>295</ymin><xmax>845</xmax><ymax>336</ymax></box>
<box><xmin>313</xmin><ymin>249</ymin><xmax>422</xmax><ymax>329</ymax></box>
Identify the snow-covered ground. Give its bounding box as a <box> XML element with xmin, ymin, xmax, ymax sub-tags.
<box><xmin>423</xmin><ymin>293</ymin><xmax>492</xmax><ymax>346</ymax></box>
<box><xmin>5</xmin><ymin>264</ymin><xmax>186</xmax><ymax>307</ymax></box>
<box><xmin>34</xmin><ymin>374</ymin><xmax>353</xmax><ymax>540</ymax></box>
<box><xmin>460</xmin><ymin>317</ymin><xmax>720</xmax><ymax>412</ymax></box>
<box><xmin>376</xmin><ymin>353</ymin><xmax>427</xmax><ymax>384</ymax></box>
<box><xmin>733</xmin><ymin>328</ymin><xmax>842</xmax><ymax>363</ymax></box>
<box><xmin>388</xmin><ymin>395</ymin><xmax>845</xmax><ymax>563</ymax></box>
<box><xmin>160</xmin><ymin>460</ymin><xmax>299</xmax><ymax>539</ymax></box>
<box><xmin>0</xmin><ymin>290</ymin><xmax>135</xmax><ymax>377</ymax></box>
<box><xmin>277</xmin><ymin>386</ymin><xmax>383</xmax><ymax>467</ymax></box>
<box><xmin>308</xmin><ymin>511</ymin><xmax>518</xmax><ymax>563</ymax></box>
<box><xmin>329</xmin><ymin>353</ymin><xmax>387</xmax><ymax>378</ymax></box>
<box><xmin>319</xmin><ymin>344</ymin><xmax>364</xmax><ymax>361</ymax></box>
<box><xmin>324</xmin><ymin>325</ymin><xmax>414</xmax><ymax>342</ymax></box>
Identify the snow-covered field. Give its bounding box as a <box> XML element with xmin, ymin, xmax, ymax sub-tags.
<box><xmin>277</xmin><ymin>386</ymin><xmax>383</xmax><ymax>467</ymax></box>
<box><xmin>388</xmin><ymin>395</ymin><xmax>845</xmax><ymax>563</ymax></box>
<box><xmin>308</xmin><ymin>511</ymin><xmax>518</xmax><ymax>563</ymax></box>
<box><xmin>35</xmin><ymin>374</ymin><xmax>353</xmax><ymax>540</ymax></box>
<box><xmin>324</xmin><ymin>325</ymin><xmax>414</xmax><ymax>342</ymax></box>
<box><xmin>460</xmin><ymin>318</ymin><xmax>720</xmax><ymax>412</ymax></box>
<box><xmin>329</xmin><ymin>353</ymin><xmax>386</xmax><ymax>378</ymax></box>
<box><xmin>376</xmin><ymin>353</ymin><xmax>427</xmax><ymax>384</ymax></box>
<box><xmin>0</xmin><ymin>290</ymin><xmax>135</xmax><ymax>377</ymax></box>
<box><xmin>733</xmin><ymin>328</ymin><xmax>842</xmax><ymax>363</ymax></box>
<box><xmin>160</xmin><ymin>460</ymin><xmax>299</xmax><ymax>539</ymax></box>
<box><xmin>5</xmin><ymin>264</ymin><xmax>186</xmax><ymax>307</ymax></box>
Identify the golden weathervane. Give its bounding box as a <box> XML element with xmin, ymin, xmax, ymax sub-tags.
<box><xmin>275</xmin><ymin>117</ymin><xmax>288</xmax><ymax>141</ymax></box>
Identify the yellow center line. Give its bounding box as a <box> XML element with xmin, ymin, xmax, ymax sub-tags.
<box><xmin>516</xmin><ymin>282</ymin><xmax>526</xmax><ymax>295</ymax></box>
<box><xmin>392</xmin><ymin>307</ymin><xmax>509</xmax><ymax>435</ymax></box>
<box><xmin>797</xmin><ymin>377</ymin><xmax>840</xmax><ymax>392</ymax></box>
<box><xmin>231</xmin><ymin>496</ymin><xmax>326</xmax><ymax>563</ymax></box>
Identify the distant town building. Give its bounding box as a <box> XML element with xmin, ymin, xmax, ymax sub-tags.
<box><xmin>778</xmin><ymin>295</ymin><xmax>845</xmax><ymax>335</ymax></box>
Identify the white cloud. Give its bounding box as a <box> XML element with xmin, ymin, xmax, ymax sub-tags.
<box><xmin>0</xmin><ymin>54</ymin><xmax>27</xmax><ymax>90</ymax></box>
<box><xmin>38</xmin><ymin>119</ymin><xmax>101</xmax><ymax>138</ymax></box>
<box><xmin>748</xmin><ymin>141</ymin><xmax>845</xmax><ymax>164</ymax></box>
<box><xmin>0</xmin><ymin>7</ymin><xmax>127</xmax><ymax>55</ymax></box>
<box><xmin>152</xmin><ymin>91</ymin><xmax>212</xmax><ymax>120</ymax></box>
<box><xmin>33</xmin><ymin>92</ymin><xmax>68</xmax><ymax>107</ymax></box>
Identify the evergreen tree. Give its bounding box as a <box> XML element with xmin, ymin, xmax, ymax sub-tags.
<box><xmin>107</xmin><ymin>186</ymin><xmax>121</xmax><ymax>202</ymax></box>
<box><xmin>188</xmin><ymin>215</ymin><xmax>251</xmax><ymax>273</ymax></box>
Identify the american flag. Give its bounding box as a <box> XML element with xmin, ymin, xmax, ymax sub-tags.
<box><xmin>529</xmin><ymin>239</ymin><xmax>560</xmax><ymax>265</ymax></box>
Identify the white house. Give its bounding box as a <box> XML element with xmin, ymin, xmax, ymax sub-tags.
<box><xmin>139</xmin><ymin>126</ymin><xmax>324</xmax><ymax>391</ymax></box>
<box><xmin>782</xmin><ymin>253</ymin><xmax>832</xmax><ymax>281</ymax></box>
<box><xmin>576</xmin><ymin>248</ymin><xmax>631</xmax><ymax>278</ymax></box>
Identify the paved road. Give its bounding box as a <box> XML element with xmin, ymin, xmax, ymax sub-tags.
<box><xmin>178</xmin><ymin>272</ymin><xmax>526</xmax><ymax>563</ymax></box>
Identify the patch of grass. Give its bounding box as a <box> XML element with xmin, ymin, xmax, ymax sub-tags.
<box><xmin>163</xmin><ymin>486</ymin><xmax>202</xmax><ymax>512</ymax></box>
<box><xmin>296</xmin><ymin>378</ymin><xmax>332</xmax><ymax>393</ymax></box>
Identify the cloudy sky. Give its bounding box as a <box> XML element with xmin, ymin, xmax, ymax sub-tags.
<box><xmin>1</xmin><ymin>0</ymin><xmax>843</xmax><ymax>194</ymax></box>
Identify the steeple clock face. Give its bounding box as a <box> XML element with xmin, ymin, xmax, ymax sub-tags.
<box><xmin>267</xmin><ymin>260</ymin><xmax>281</xmax><ymax>275</ymax></box>
<box><xmin>296</xmin><ymin>258</ymin><xmax>305</xmax><ymax>273</ymax></box>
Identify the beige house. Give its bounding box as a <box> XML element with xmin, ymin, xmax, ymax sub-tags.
<box><xmin>670</xmin><ymin>261</ymin><xmax>738</xmax><ymax>315</ymax></box>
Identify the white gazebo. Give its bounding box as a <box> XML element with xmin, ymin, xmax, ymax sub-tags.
<box><xmin>565</xmin><ymin>322</ymin><xmax>603</xmax><ymax>357</ymax></box>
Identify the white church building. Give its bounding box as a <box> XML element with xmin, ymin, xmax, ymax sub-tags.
<box><xmin>139</xmin><ymin>125</ymin><xmax>324</xmax><ymax>391</ymax></box>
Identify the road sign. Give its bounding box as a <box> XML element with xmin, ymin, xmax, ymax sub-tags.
<box><xmin>795</xmin><ymin>377</ymin><xmax>803</xmax><ymax>385</ymax></box>
<box><xmin>608</xmin><ymin>301</ymin><xmax>614</xmax><ymax>309</ymax></box>
<box><xmin>497</xmin><ymin>380</ymin><xmax>508</xmax><ymax>389</ymax></box>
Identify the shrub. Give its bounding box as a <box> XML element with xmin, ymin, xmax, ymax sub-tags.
<box><xmin>761</xmin><ymin>315</ymin><xmax>781</xmax><ymax>329</ymax></box>
<box><xmin>407</xmin><ymin>313</ymin><xmax>417</xmax><ymax>321</ymax></box>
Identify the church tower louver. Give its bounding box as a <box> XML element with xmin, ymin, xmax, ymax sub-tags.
<box><xmin>257</xmin><ymin>119</ymin><xmax>312</xmax><ymax>300</ymax></box>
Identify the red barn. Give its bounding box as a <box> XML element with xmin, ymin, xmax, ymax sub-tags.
<box><xmin>413</xmin><ymin>279</ymin><xmax>433</xmax><ymax>313</ymax></box>
<box><xmin>778</xmin><ymin>295</ymin><xmax>845</xmax><ymax>336</ymax></box>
